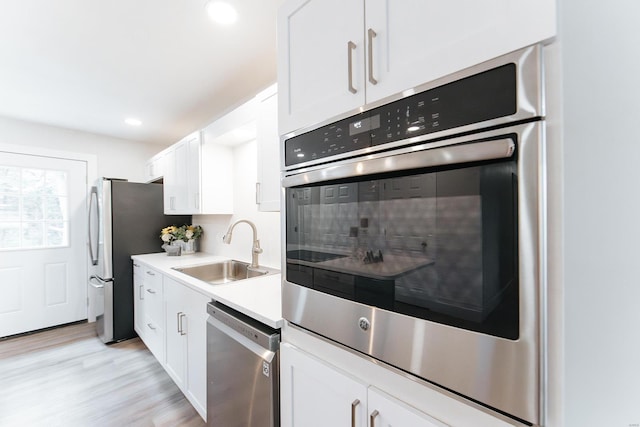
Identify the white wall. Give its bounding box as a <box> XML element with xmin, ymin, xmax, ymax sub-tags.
<box><xmin>0</xmin><ymin>115</ymin><xmax>164</xmax><ymax>182</ymax></box>
<box><xmin>558</xmin><ymin>1</ymin><xmax>640</xmax><ymax>425</ymax></box>
<box><xmin>194</xmin><ymin>139</ymin><xmax>281</xmax><ymax>269</ymax></box>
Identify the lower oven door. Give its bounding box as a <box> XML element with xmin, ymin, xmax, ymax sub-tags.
<box><xmin>281</xmin><ymin>121</ymin><xmax>544</xmax><ymax>425</ymax></box>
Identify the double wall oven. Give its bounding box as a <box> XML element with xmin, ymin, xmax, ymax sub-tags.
<box><xmin>281</xmin><ymin>45</ymin><xmax>547</xmax><ymax>425</ymax></box>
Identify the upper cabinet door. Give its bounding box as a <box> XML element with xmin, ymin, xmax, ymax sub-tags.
<box><xmin>185</xmin><ymin>133</ymin><xmax>202</xmax><ymax>212</ymax></box>
<box><xmin>256</xmin><ymin>84</ymin><xmax>281</xmax><ymax>212</ymax></box>
<box><xmin>277</xmin><ymin>0</ymin><xmax>556</xmax><ymax>136</ymax></box>
<box><xmin>278</xmin><ymin>0</ymin><xmax>366</xmax><ymax>135</ymax></box>
<box><xmin>364</xmin><ymin>0</ymin><xmax>556</xmax><ymax>104</ymax></box>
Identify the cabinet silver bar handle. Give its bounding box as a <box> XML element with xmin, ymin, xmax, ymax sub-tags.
<box><xmin>146</xmin><ymin>271</ymin><xmax>155</xmax><ymax>276</ymax></box>
<box><xmin>177</xmin><ymin>312</ymin><xmax>182</xmax><ymax>333</ymax></box>
<box><xmin>146</xmin><ymin>288</ymin><xmax>156</xmax><ymax>294</ymax></box>
<box><xmin>147</xmin><ymin>323</ymin><xmax>156</xmax><ymax>330</ymax></box>
<box><xmin>351</xmin><ymin>399</ymin><xmax>360</xmax><ymax>427</ymax></box>
<box><xmin>347</xmin><ymin>41</ymin><xmax>357</xmax><ymax>94</ymax></box>
<box><xmin>370</xmin><ymin>409</ymin><xmax>379</xmax><ymax>427</ymax></box>
<box><xmin>179</xmin><ymin>313</ymin><xmax>187</xmax><ymax>335</ymax></box>
<box><xmin>367</xmin><ymin>28</ymin><xmax>378</xmax><ymax>85</ymax></box>
<box><xmin>255</xmin><ymin>182</ymin><xmax>260</xmax><ymax>204</ymax></box>
<box><xmin>139</xmin><ymin>285</ymin><xmax>144</xmax><ymax>300</ymax></box>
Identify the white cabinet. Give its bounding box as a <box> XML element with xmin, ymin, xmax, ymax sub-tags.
<box><xmin>163</xmin><ymin>131</ymin><xmax>233</xmax><ymax>215</ymax></box>
<box><xmin>164</xmin><ymin>277</ymin><xmax>187</xmax><ymax>390</ymax></box>
<box><xmin>277</xmin><ymin>0</ymin><xmax>556</xmax><ymax>134</ymax></box>
<box><xmin>281</xmin><ymin>344</ymin><xmax>451</xmax><ymax>427</ymax></box>
<box><xmin>163</xmin><ymin>132</ymin><xmax>197</xmax><ymax>214</ymax></box>
<box><xmin>133</xmin><ymin>263</ymin><xmax>164</xmax><ymax>362</ymax></box>
<box><xmin>277</xmin><ymin>0</ymin><xmax>365</xmax><ymax>135</ymax></box>
<box><xmin>280</xmin><ymin>343</ymin><xmax>367</xmax><ymax>427</ymax></box>
<box><xmin>163</xmin><ymin>276</ymin><xmax>209</xmax><ymax>419</ymax></box>
<box><xmin>133</xmin><ymin>262</ymin><xmax>145</xmax><ymax>340</ymax></box>
<box><xmin>256</xmin><ymin>84</ymin><xmax>281</xmax><ymax>212</ymax></box>
<box><xmin>144</xmin><ymin>150</ymin><xmax>166</xmax><ymax>183</ymax></box>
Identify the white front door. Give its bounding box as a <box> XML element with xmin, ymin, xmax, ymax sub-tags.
<box><xmin>0</xmin><ymin>152</ymin><xmax>87</xmax><ymax>338</ymax></box>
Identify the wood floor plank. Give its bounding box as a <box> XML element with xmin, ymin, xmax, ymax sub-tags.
<box><xmin>0</xmin><ymin>322</ymin><xmax>205</xmax><ymax>427</ymax></box>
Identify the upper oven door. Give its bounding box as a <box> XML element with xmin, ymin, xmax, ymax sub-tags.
<box><xmin>282</xmin><ymin>127</ymin><xmax>521</xmax><ymax>339</ymax></box>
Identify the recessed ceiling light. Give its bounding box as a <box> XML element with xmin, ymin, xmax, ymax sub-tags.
<box><xmin>125</xmin><ymin>118</ymin><xmax>142</xmax><ymax>126</ymax></box>
<box><xmin>206</xmin><ymin>1</ymin><xmax>238</xmax><ymax>25</ymax></box>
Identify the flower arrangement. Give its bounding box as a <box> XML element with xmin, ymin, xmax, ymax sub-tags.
<box><xmin>161</xmin><ymin>224</ymin><xmax>203</xmax><ymax>256</ymax></box>
<box><xmin>182</xmin><ymin>224</ymin><xmax>203</xmax><ymax>241</ymax></box>
<box><xmin>160</xmin><ymin>225</ymin><xmax>203</xmax><ymax>243</ymax></box>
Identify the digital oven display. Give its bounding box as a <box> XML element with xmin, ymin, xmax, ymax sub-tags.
<box><xmin>349</xmin><ymin>115</ymin><xmax>380</xmax><ymax>136</ymax></box>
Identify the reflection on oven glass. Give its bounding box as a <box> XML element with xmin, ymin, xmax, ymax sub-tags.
<box><xmin>286</xmin><ymin>158</ymin><xmax>519</xmax><ymax>339</ymax></box>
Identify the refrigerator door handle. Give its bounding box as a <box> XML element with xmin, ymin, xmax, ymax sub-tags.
<box><xmin>88</xmin><ymin>186</ymin><xmax>100</xmax><ymax>266</ymax></box>
<box><xmin>89</xmin><ymin>275</ymin><xmax>111</xmax><ymax>289</ymax></box>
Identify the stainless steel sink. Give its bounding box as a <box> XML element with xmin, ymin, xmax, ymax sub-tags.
<box><xmin>172</xmin><ymin>260</ymin><xmax>278</xmax><ymax>285</ymax></box>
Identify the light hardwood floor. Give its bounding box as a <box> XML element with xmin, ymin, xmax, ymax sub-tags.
<box><xmin>0</xmin><ymin>322</ymin><xmax>205</xmax><ymax>427</ymax></box>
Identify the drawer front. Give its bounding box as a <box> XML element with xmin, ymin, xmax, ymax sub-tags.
<box><xmin>143</xmin><ymin>268</ymin><xmax>163</xmax><ymax>323</ymax></box>
<box><xmin>143</xmin><ymin>315</ymin><xmax>164</xmax><ymax>362</ymax></box>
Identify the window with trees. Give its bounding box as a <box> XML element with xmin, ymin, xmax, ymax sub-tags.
<box><xmin>0</xmin><ymin>166</ymin><xmax>69</xmax><ymax>249</ymax></box>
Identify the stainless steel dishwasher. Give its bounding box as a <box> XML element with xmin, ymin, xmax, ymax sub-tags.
<box><xmin>207</xmin><ymin>301</ymin><xmax>280</xmax><ymax>427</ymax></box>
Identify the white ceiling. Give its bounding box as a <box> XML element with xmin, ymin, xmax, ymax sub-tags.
<box><xmin>0</xmin><ymin>0</ymin><xmax>285</xmax><ymax>145</ymax></box>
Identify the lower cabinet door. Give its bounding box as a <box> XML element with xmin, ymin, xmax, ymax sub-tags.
<box><xmin>280</xmin><ymin>343</ymin><xmax>367</xmax><ymax>427</ymax></box>
<box><xmin>185</xmin><ymin>290</ymin><xmax>210</xmax><ymax>419</ymax></box>
<box><xmin>367</xmin><ymin>387</ymin><xmax>449</xmax><ymax>427</ymax></box>
<box><xmin>133</xmin><ymin>276</ymin><xmax>146</xmax><ymax>340</ymax></box>
<box><xmin>164</xmin><ymin>278</ymin><xmax>187</xmax><ymax>389</ymax></box>
<box><xmin>163</xmin><ymin>276</ymin><xmax>208</xmax><ymax>420</ymax></box>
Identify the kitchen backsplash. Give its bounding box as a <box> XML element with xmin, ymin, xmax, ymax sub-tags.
<box><xmin>194</xmin><ymin>140</ymin><xmax>282</xmax><ymax>269</ymax></box>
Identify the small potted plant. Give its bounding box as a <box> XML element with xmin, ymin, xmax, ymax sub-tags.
<box><xmin>179</xmin><ymin>224</ymin><xmax>203</xmax><ymax>254</ymax></box>
<box><xmin>160</xmin><ymin>225</ymin><xmax>184</xmax><ymax>256</ymax></box>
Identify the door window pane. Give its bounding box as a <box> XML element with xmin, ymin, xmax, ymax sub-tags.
<box><xmin>0</xmin><ymin>223</ymin><xmax>20</xmax><ymax>248</ymax></box>
<box><xmin>0</xmin><ymin>166</ymin><xmax>69</xmax><ymax>250</ymax></box>
<box><xmin>22</xmin><ymin>222</ymin><xmax>44</xmax><ymax>247</ymax></box>
<box><xmin>22</xmin><ymin>196</ymin><xmax>44</xmax><ymax>220</ymax></box>
<box><xmin>46</xmin><ymin>222</ymin><xmax>68</xmax><ymax>246</ymax></box>
<box><xmin>45</xmin><ymin>170</ymin><xmax>68</xmax><ymax>195</ymax></box>
<box><xmin>0</xmin><ymin>167</ymin><xmax>20</xmax><ymax>193</ymax></box>
<box><xmin>0</xmin><ymin>195</ymin><xmax>20</xmax><ymax>221</ymax></box>
<box><xmin>22</xmin><ymin>169</ymin><xmax>45</xmax><ymax>194</ymax></box>
<box><xmin>45</xmin><ymin>196</ymin><xmax>67</xmax><ymax>221</ymax></box>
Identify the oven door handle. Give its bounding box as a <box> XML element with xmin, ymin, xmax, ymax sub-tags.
<box><xmin>283</xmin><ymin>137</ymin><xmax>515</xmax><ymax>187</ymax></box>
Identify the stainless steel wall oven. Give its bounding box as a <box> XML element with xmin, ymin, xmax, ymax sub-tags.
<box><xmin>281</xmin><ymin>45</ymin><xmax>546</xmax><ymax>425</ymax></box>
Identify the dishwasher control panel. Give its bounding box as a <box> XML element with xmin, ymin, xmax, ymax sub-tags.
<box><xmin>207</xmin><ymin>301</ymin><xmax>280</xmax><ymax>351</ymax></box>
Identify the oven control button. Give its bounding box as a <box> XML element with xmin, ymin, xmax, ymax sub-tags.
<box><xmin>358</xmin><ymin>317</ymin><xmax>370</xmax><ymax>332</ymax></box>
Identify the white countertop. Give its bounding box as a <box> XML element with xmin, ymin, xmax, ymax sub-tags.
<box><xmin>131</xmin><ymin>252</ymin><xmax>283</xmax><ymax>329</ymax></box>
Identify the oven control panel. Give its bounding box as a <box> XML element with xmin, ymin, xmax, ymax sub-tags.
<box><xmin>285</xmin><ymin>63</ymin><xmax>517</xmax><ymax>167</ymax></box>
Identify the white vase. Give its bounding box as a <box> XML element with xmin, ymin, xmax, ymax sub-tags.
<box><xmin>180</xmin><ymin>239</ymin><xmax>196</xmax><ymax>255</ymax></box>
<box><xmin>162</xmin><ymin>242</ymin><xmax>181</xmax><ymax>256</ymax></box>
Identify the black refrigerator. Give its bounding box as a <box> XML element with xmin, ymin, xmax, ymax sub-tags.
<box><xmin>88</xmin><ymin>178</ymin><xmax>191</xmax><ymax>343</ymax></box>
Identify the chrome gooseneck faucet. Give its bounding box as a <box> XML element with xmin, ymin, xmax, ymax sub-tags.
<box><xmin>222</xmin><ymin>219</ymin><xmax>263</xmax><ymax>268</ymax></box>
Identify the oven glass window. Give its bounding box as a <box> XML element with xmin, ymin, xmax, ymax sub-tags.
<box><xmin>285</xmin><ymin>158</ymin><xmax>518</xmax><ymax>340</ymax></box>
